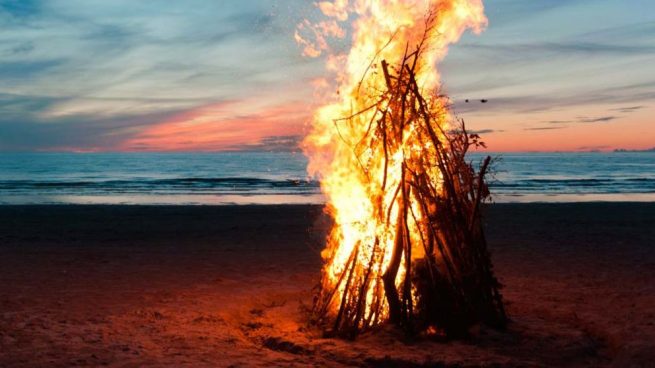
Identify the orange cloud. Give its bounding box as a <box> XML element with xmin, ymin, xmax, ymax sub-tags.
<box><xmin>121</xmin><ymin>99</ymin><xmax>312</xmax><ymax>152</ymax></box>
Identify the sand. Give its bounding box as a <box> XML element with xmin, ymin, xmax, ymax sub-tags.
<box><xmin>0</xmin><ymin>203</ymin><xmax>653</xmax><ymax>367</ymax></box>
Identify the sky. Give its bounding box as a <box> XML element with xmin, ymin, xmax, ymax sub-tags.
<box><xmin>0</xmin><ymin>0</ymin><xmax>653</xmax><ymax>152</ymax></box>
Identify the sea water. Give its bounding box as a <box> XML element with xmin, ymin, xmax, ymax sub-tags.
<box><xmin>0</xmin><ymin>152</ymin><xmax>653</xmax><ymax>204</ymax></box>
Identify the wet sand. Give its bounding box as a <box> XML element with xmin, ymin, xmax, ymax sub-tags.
<box><xmin>1</xmin><ymin>203</ymin><xmax>654</xmax><ymax>367</ymax></box>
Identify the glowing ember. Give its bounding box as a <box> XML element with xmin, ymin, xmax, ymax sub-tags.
<box><xmin>299</xmin><ymin>0</ymin><xmax>505</xmax><ymax>337</ymax></box>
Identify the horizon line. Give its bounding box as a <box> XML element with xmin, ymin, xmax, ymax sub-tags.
<box><xmin>1</xmin><ymin>148</ymin><xmax>653</xmax><ymax>154</ymax></box>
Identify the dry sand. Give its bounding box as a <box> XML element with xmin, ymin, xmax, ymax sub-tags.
<box><xmin>0</xmin><ymin>203</ymin><xmax>654</xmax><ymax>367</ymax></box>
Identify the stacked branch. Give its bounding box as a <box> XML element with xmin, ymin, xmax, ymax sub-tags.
<box><xmin>311</xmin><ymin>41</ymin><xmax>507</xmax><ymax>338</ymax></box>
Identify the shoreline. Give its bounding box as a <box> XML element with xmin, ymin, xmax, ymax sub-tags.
<box><xmin>0</xmin><ymin>192</ymin><xmax>654</xmax><ymax>206</ymax></box>
<box><xmin>1</xmin><ymin>203</ymin><xmax>654</xmax><ymax>366</ymax></box>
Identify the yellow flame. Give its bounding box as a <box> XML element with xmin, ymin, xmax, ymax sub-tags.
<box><xmin>301</xmin><ymin>0</ymin><xmax>487</xmax><ymax>322</ymax></box>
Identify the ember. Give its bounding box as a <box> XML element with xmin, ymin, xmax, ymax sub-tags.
<box><xmin>300</xmin><ymin>0</ymin><xmax>506</xmax><ymax>338</ymax></box>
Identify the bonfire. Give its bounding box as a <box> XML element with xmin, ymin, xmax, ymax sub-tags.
<box><xmin>299</xmin><ymin>0</ymin><xmax>506</xmax><ymax>338</ymax></box>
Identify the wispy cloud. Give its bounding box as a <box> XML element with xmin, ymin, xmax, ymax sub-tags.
<box><xmin>543</xmin><ymin>120</ymin><xmax>574</xmax><ymax>124</ymax></box>
<box><xmin>0</xmin><ymin>0</ymin><xmax>41</xmax><ymax>18</ymax></box>
<box><xmin>445</xmin><ymin>5</ymin><xmax>655</xmax><ymax>122</ymax></box>
<box><xmin>610</xmin><ymin>106</ymin><xmax>645</xmax><ymax>113</ymax></box>
<box><xmin>452</xmin><ymin>83</ymin><xmax>655</xmax><ymax>114</ymax></box>
<box><xmin>120</xmin><ymin>99</ymin><xmax>310</xmax><ymax>152</ymax></box>
<box><xmin>524</xmin><ymin>127</ymin><xmax>566</xmax><ymax>131</ymax></box>
<box><xmin>469</xmin><ymin>129</ymin><xmax>503</xmax><ymax>134</ymax></box>
<box><xmin>576</xmin><ymin>116</ymin><xmax>618</xmax><ymax>123</ymax></box>
<box><xmin>228</xmin><ymin>135</ymin><xmax>303</xmax><ymax>152</ymax></box>
<box><xmin>457</xmin><ymin>41</ymin><xmax>655</xmax><ymax>57</ymax></box>
<box><xmin>522</xmin><ymin>115</ymin><xmax>619</xmax><ymax>132</ymax></box>
<box><xmin>578</xmin><ymin>145</ymin><xmax>611</xmax><ymax>151</ymax></box>
<box><xmin>0</xmin><ymin>0</ymin><xmax>320</xmax><ymax>151</ymax></box>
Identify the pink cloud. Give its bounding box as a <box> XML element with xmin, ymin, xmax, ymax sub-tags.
<box><xmin>120</xmin><ymin>99</ymin><xmax>312</xmax><ymax>152</ymax></box>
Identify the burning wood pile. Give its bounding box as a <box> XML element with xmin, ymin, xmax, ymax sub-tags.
<box><xmin>299</xmin><ymin>0</ymin><xmax>506</xmax><ymax>338</ymax></box>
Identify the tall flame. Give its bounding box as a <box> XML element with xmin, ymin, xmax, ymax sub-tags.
<box><xmin>300</xmin><ymin>0</ymin><xmax>487</xmax><ymax>327</ymax></box>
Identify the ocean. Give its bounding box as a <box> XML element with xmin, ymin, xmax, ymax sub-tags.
<box><xmin>0</xmin><ymin>152</ymin><xmax>653</xmax><ymax>204</ymax></box>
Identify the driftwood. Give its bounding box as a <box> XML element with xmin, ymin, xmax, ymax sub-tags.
<box><xmin>311</xmin><ymin>36</ymin><xmax>507</xmax><ymax>339</ymax></box>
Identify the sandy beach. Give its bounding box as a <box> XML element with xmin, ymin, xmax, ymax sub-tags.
<box><xmin>1</xmin><ymin>203</ymin><xmax>654</xmax><ymax>367</ymax></box>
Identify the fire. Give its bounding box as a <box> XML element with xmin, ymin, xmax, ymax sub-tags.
<box><xmin>299</xmin><ymin>0</ymin><xmax>490</xmax><ymax>334</ymax></box>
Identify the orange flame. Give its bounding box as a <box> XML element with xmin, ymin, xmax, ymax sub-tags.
<box><xmin>300</xmin><ymin>0</ymin><xmax>487</xmax><ymax>324</ymax></box>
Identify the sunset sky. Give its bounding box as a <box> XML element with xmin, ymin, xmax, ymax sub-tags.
<box><xmin>0</xmin><ymin>0</ymin><xmax>653</xmax><ymax>152</ymax></box>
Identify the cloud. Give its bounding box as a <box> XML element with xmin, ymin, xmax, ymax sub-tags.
<box><xmin>0</xmin><ymin>60</ymin><xmax>64</xmax><ymax>80</ymax></box>
<box><xmin>1</xmin><ymin>0</ymin><xmax>654</xmax><ymax>151</ymax></box>
<box><xmin>468</xmin><ymin>129</ymin><xmax>503</xmax><ymax>134</ymax></box>
<box><xmin>543</xmin><ymin>120</ymin><xmax>574</xmax><ymax>124</ymax></box>
<box><xmin>576</xmin><ymin>116</ymin><xmax>618</xmax><ymax>123</ymax></box>
<box><xmin>120</xmin><ymin>99</ymin><xmax>310</xmax><ymax>152</ymax></box>
<box><xmin>228</xmin><ymin>135</ymin><xmax>303</xmax><ymax>152</ymax></box>
<box><xmin>523</xmin><ymin>127</ymin><xmax>566</xmax><ymax>131</ymax></box>
<box><xmin>0</xmin><ymin>0</ymin><xmax>321</xmax><ymax>151</ymax></box>
<box><xmin>1</xmin><ymin>42</ymin><xmax>35</xmax><ymax>56</ymax></box>
<box><xmin>452</xmin><ymin>83</ymin><xmax>655</xmax><ymax>115</ymax></box>
<box><xmin>578</xmin><ymin>145</ymin><xmax>610</xmax><ymax>151</ymax></box>
<box><xmin>0</xmin><ymin>0</ymin><xmax>40</xmax><ymax>18</ymax></box>
<box><xmin>520</xmin><ymin>115</ymin><xmax>619</xmax><ymax>133</ymax></box>
<box><xmin>575</xmin><ymin>21</ymin><xmax>655</xmax><ymax>43</ymax></box>
<box><xmin>610</xmin><ymin>106</ymin><xmax>645</xmax><ymax>113</ymax></box>
<box><xmin>0</xmin><ymin>90</ymin><xmax>197</xmax><ymax>151</ymax></box>
<box><xmin>0</xmin><ymin>92</ymin><xmax>62</xmax><ymax>117</ymax></box>
<box><xmin>484</xmin><ymin>0</ymin><xmax>595</xmax><ymax>26</ymax></box>
<box><xmin>443</xmin><ymin>7</ymin><xmax>655</xmax><ymax>121</ymax></box>
<box><xmin>0</xmin><ymin>109</ymin><xmax>175</xmax><ymax>152</ymax></box>
<box><xmin>458</xmin><ymin>41</ymin><xmax>655</xmax><ymax>57</ymax></box>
